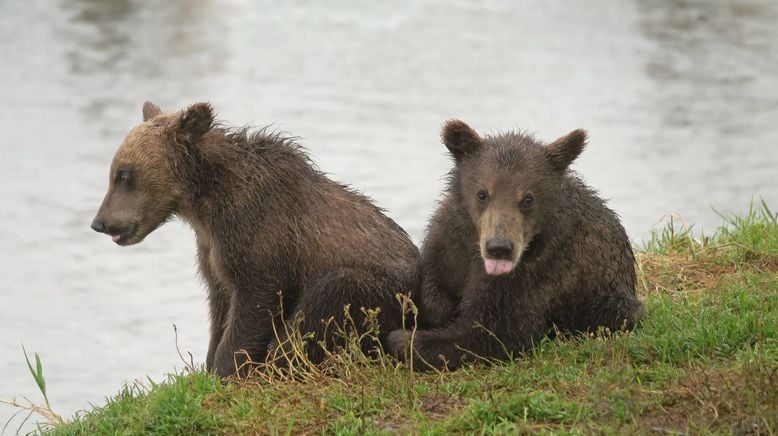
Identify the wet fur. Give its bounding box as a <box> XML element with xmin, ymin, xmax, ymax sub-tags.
<box><xmin>388</xmin><ymin>121</ymin><xmax>642</xmax><ymax>369</ymax></box>
<box><xmin>97</xmin><ymin>103</ymin><xmax>419</xmax><ymax>376</ymax></box>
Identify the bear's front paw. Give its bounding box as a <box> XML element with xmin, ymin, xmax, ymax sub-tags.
<box><xmin>213</xmin><ymin>342</ymin><xmax>255</xmax><ymax>377</ymax></box>
<box><xmin>387</xmin><ymin>329</ymin><xmax>412</xmax><ymax>358</ymax></box>
<box><xmin>212</xmin><ymin>347</ymin><xmax>237</xmax><ymax>378</ymax></box>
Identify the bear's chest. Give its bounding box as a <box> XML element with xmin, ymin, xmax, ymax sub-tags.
<box><xmin>207</xmin><ymin>243</ymin><xmax>237</xmax><ymax>292</ymax></box>
<box><xmin>193</xmin><ymin>221</ymin><xmax>239</xmax><ymax>293</ymax></box>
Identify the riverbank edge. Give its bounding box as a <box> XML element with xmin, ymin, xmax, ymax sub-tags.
<box><xmin>27</xmin><ymin>204</ymin><xmax>778</xmax><ymax>434</ymax></box>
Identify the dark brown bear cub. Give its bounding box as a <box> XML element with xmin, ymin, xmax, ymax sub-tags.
<box><xmin>388</xmin><ymin>120</ymin><xmax>643</xmax><ymax>369</ymax></box>
<box><xmin>91</xmin><ymin>102</ymin><xmax>419</xmax><ymax>377</ymax></box>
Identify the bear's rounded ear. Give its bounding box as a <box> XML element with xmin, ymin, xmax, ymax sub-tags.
<box><xmin>441</xmin><ymin>119</ymin><xmax>482</xmax><ymax>162</ymax></box>
<box><xmin>177</xmin><ymin>102</ymin><xmax>214</xmax><ymax>144</ymax></box>
<box><xmin>142</xmin><ymin>101</ymin><xmax>162</xmax><ymax>121</ymax></box>
<box><xmin>545</xmin><ymin>129</ymin><xmax>587</xmax><ymax>172</ymax></box>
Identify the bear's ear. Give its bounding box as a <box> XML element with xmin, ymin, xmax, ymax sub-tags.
<box><xmin>441</xmin><ymin>119</ymin><xmax>482</xmax><ymax>162</ymax></box>
<box><xmin>142</xmin><ymin>101</ymin><xmax>162</xmax><ymax>121</ymax></box>
<box><xmin>545</xmin><ymin>129</ymin><xmax>587</xmax><ymax>172</ymax></box>
<box><xmin>177</xmin><ymin>102</ymin><xmax>214</xmax><ymax>144</ymax></box>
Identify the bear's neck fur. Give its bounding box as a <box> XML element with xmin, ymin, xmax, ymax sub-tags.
<box><xmin>169</xmin><ymin>126</ymin><xmax>325</xmax><ymax>232</ymax></box>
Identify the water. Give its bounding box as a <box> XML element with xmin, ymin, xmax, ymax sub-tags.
<box><xmin>1</xmin><ymin>0</ymin><xmax>776</xmax><ymax>430</ymax></box>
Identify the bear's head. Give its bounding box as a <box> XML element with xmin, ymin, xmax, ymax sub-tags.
<box><xmin>441</xmin><ymin>119</ymin><xmax>587</xmax><ymax>276</ymax></box>
<box><xmin>90</xmin><ymin>101</ymin><xmax>214</xmax><ymax>245</ymax></box>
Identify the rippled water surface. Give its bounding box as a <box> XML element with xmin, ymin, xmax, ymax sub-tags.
<box><xmin>1</xmin><ymin>0</ymin><xmax>777</xmax><ymax>428</ymax></box>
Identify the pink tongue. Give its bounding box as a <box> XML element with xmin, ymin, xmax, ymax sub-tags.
<box><xmin>484</xmin><ymin>259</ymin><xmax>513</xmax><ymax>276</ymax></box>
<box><xmin>112</xmin><ymin>235</ymin><xmax>121</xmax><ymax>242</ymax></box>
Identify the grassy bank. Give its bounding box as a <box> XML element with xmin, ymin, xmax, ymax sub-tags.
<box><xmin>32</xmin><ymin>205</ymin><xmax>778</xmax><ymax>434</ymax></box>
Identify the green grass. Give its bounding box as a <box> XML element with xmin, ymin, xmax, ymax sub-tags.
<box><xmin>30</xmin><ymin>203</ymin><xmax>778</xmax><ymax>434</ymax></box>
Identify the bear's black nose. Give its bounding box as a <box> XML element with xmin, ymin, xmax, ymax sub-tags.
<box><xmin>486</xmin><ymin>238</ymin><xmax>513</xmax><ymax>259</ymax></box>
<box><xmin>91</xmin><ymin>218</ymin><xmax>105</xmax><ymax>233</ymax></box>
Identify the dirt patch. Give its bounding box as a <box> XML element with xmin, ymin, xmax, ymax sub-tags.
<box><xmin>636</xmin><ymin>250</ymin><xmax>778</xmax><ymax>297</ymax></box>
<box><xmin>419</xmin><ymin>393</ymin><xmax>466</xmax><ymax>417</ymax></box>
<box><xmin>373</xmin><ymin>392</ymin><xmax>468</xmax><ymax>433</ymax></box>
<box><xmin>637</xmin><ymin>366</ymin><xmax>777</xmax><ymax>434</ymax></box>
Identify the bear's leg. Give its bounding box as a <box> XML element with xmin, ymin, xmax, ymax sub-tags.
<box><xmin>415</xmin><ymin>277</ymin><xmax>457</xmax><ymax>328</ymax></box>
<box><xmin>205</xmin><ymin>287</ymin><xmax>230</xmax><ymax>371</ymax></box>
<box><xmin>197</xmin><ymin>240</ymin><xmax>233</xmax><ymax>372</ymax></box>
<box><xmin>212</xmin><ymin>289</ymin><xmax>283</xmax><ymax>377</ymax></box>
<box><xmin>289</xmin><ymin>268</ymin><xmax>408</xmax><ymax>363</ymax></box>
<box><xmin>386</xmin><ymin>318</ymin><xmax>504</xmax><ymax>370</ymax></box>
<box><xmin>578</xmin><ymin>293</ymin><xmax>644</xmax><ymax>333</ymax></box>
<box><xmin>388</xmin><ymin>311</ymin><xmax>549</xmax><ymax>370</ymax></box>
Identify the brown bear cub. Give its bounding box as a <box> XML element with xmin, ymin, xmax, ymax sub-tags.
<box><xmin>388</xmin><ymin>120</ymin><xmax>643</xmax><ymax>369</ymax></box>
<box><xmin>91</xmin><ymin>102</ymin><xmax>419</xmax><ymax>377</ymax></box>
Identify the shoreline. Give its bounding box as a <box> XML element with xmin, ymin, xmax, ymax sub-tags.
<box><xmin>9</xmin><ymin>204</ymin><xmax>778</xmax><ymax>434</ymax></box>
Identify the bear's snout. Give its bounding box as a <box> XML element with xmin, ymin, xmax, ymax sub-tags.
<box><xmin>90</xmin><ymin>217</ymin><xmax>106</xmax><ymax>233</ymax></box>
<box><xmin>90</xmin><ymin>214</ymin><xmax>138</xmax><ymax>245</ymax></box>
<box><xmin>483</xmin><ymin>237</ymin><xmax>516</xmax><ymax>276</ymax></box>
<box><xmin>486</xmin><ymin>237</ymin><xmax>513</xmax><ymax>260</ymax></box>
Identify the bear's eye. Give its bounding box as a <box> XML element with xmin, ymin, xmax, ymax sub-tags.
<box><xmin>476</xmin><ymin>190</ymin><xmax>489</xmax><ymax>203</ymax></box>
<box><xmin>116</xmin><ymin>170</ymin><xmax>131</xmax><ymax>185</ymax></box>
<box><xmin>519</xmin><ymin>193</ymin><xmax>534</xmax><ymax>208</ymax></box>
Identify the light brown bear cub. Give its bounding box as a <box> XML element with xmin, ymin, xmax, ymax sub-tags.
<box><xmin>92</xmin><ymin>102</ymin><xmax>419</xmax><ymax>376</ymax></box>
